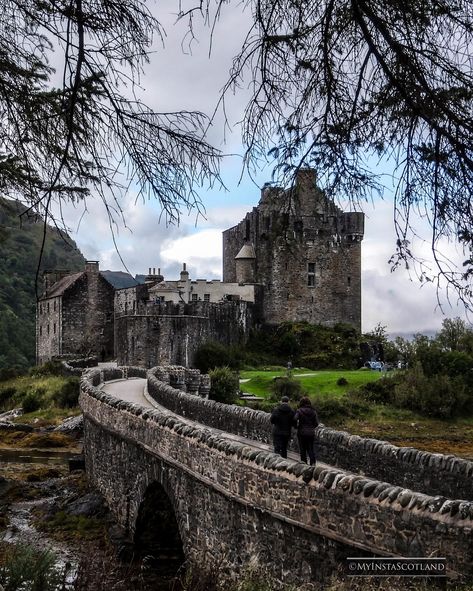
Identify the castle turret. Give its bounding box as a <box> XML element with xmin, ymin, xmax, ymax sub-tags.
<box><xmin>235</xmin><ymin>243</ymin><xmax>256</xmax><ymax>283</ymax></box>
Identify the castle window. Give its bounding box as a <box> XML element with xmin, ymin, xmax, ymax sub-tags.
<box><xmin>347</xmin><ymin>276</ymin><xmax>351</xmax><ymax>286</ymax></box>
<box><xmin>132</xmin><ymin>300</ymin><xmax>136</xmax><ymax>311</ymax></box>
<box><xmin>47</xmin><ymin>302</ymin><xmax>50</xmax><ymax>313</ymax></box>
<box><xmin>308</xmin><ymin>263</ymin><xmax>316</xmax><ymax>287</ymax></box>
<box><xmin>47</xmin><ymin>324</ymin><xmax>50</xmax><ymax>335</ymax></box>
<box><xmin>204</xmin><ymin>294</ymin><xmax>210</xmax><ymax>302</ymax></box>
<box><xmin>191</xmin><ymin>293</ymin><xmax>198</xmax><ymax>302</ymax></box>
<box><xmin>53</xmin><ymin>300</ymin><xmax>56</xmax><ymax>312</ymax></box>
<box><xmin>40</xmin><ymin>326</ymin><xmax>42</xmax><ymax>336</ymax></box>
<box><xmin>53</xmin><ymin>323</ymin><xmax>56</xmax><ymax>334</ymax></box>
<box><xmin>39</xmin><ymin>304</ymin><xmax>43</xmax><ymax>314</ymax></box>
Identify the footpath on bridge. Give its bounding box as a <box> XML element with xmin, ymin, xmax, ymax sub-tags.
<box><xmin>100</xmin><ymin>378</ymin><xmax>339</xmax><ymax>472</ymax></box>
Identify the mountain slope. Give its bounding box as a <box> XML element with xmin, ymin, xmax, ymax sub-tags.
<box><xmin>0</xmin><ymin>198</ymin><xmax>85</xmax><ymax>369</ymax></box>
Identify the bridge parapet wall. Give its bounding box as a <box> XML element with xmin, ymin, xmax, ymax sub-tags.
<box><xmin>80</xmin><ymin>368</ymin><xmax>473</xmax><ymax>581</ymax></box>
<box><xmin>147</xmin><ymin>367</ymin><xmax>473</xmax><ymax>500</ymax></box>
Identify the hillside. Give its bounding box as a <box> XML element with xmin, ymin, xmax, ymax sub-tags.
<box><xmin>101</xmin><ymin>271</ymin><xmax>146</xmax><ymax>289</ymax></box>
<box><xmin>0</xmin><ymin>198</ymin><xmax>85</xmax><ymax>369</ymax></box>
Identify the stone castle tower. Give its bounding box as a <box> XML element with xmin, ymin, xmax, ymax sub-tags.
<box><xmin>222</xmin><ymin>169</ymin><xmax>364</xmax><ymax>329</ymax></box>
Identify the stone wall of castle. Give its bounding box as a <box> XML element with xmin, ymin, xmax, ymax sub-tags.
<box><xmin>114</xmin><ymin>300</ymin><xmax>257</xmax><ymax>368</ymax></box>
<box><xmin>223</xmin><ymin>170</ymin><xmax>364</xmax><ymax>329</ymax></box>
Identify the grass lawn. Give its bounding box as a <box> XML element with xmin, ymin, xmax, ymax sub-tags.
<box><xmin>239</xmin><ymin>367</ymin><xmax>384</xmax><ymax>399</ymax></box>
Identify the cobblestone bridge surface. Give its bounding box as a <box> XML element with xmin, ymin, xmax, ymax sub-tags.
<box><xmin>80</xmin><ymin>366</ymin><xmax>473</xmax><ymax>586</ymax></box>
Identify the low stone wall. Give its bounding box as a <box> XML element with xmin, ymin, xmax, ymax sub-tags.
<box><xmin>147</xmin><ymin>366</ymin><xmax>473</xmax><ymax>501</ymax></box>
<box><xmin>81</xmin><ymin>367</ymin><xmax>473</xmax><ymax>583</ymax></box>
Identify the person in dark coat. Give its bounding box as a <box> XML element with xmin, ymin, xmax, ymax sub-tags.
<box><xmin>270</xmin><ymin>396</ymin><xmax>295</xmax><ymax>458</ymax></box>
<box><xmin>294</xmin><ymin>396</ymin><xmax>319</xmax><ymax>465</ymax></box>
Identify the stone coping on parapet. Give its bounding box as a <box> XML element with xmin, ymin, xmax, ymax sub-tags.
<box><xmin>79</xmin><ymin>366</ymin><xmax>473</xmax><ymax>531</ymax></box>
<box><xmin>146</xmin><ymin>365</ymin><xmax>473</xmax><ymax>501</ymax></box>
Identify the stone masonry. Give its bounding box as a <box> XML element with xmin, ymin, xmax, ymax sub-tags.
<box><xmin>223</xmin><ymin>169</ymin><xmax>364</xmax><ymax>329</ymax></box>
<box><xmin>36</xmin><ymin>261</ymin><xmax>114</xmax><ymax>364</ymax></box>
<box><xmin>81</xmin><ymin>367</ymin><xmax>473</xmax><ymax>586</ymax></box>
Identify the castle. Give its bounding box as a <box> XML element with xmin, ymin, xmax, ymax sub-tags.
<box><xmin>36</xmin><ymin>169</ymin><xmax>364</xmax><ymax>367</ymax></box>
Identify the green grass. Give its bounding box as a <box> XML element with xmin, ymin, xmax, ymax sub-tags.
<box><xmin>239</xmin><ymin>367</ymin><xmax>384</xmax><ymax>399</ymax></box>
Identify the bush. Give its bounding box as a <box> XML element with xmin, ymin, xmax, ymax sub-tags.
<box><xmin>0</xmin><ymin>544</ymin><xmax>64</xmax><ymax>591</ymax></box>
<box><xmin>193</xmin><ymin>342</ymin><xmax>233</xmax><ymax>373</ymax></box>
<box><xmin>336</xmin><ymin>377</ymin><xmax>348</xmax><ymax>386</ymax></box>
<box><xmin>0</xmin><ymin>367</ymin><xmax>23</xmax><ymax>382</ymax></box>
<box><xmin>312</xmin><ymin>395</ymin><xmax>370</xmax><ymax>423</ymax></box>
<box><xmin>393</xmin><ymin>370</ymin><xmax>471</xmax><ymax>419</ymax></box>
<box><xmin>0</xmin><ymin>386</ymin><xmax>17</xmax><ymax>406</ymax></box>
<box><xmin>354</xmin><ymin>376</ymin><xmax>400</xmax><ymax>404</ymax></box>
<box><xmin>269</xmin><ymin>377</ymin><xmax>304</xmax><ymax>402</ymax></box>
<box><xmin>52</xmin><ymin>378</ymin><xmax>80</xmax><ymax>408</ymax></box>
<box><xmin>29</xmin><ymin>360</ymin><xmax>64</xmax><ymax>377</ymax></box>
<box><xmin>208</xmin><ymin>367</ymin><xmax>239</xmax><ymax>404</ymax></box>
<box><xmin>22</xmin><ymin>390</ymin><xmax>43</xmax><ymax>413</ymax></box>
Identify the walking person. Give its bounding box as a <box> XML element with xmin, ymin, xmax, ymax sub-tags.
<box><xmin>294</xmin><ymin>397</ymin><xmax>319</xmax><ymax>465</ymax></box>
<box><xmin>270</xmin><ymin>396</ymin><xmax>295</xmax><ymax>458</ymax></box>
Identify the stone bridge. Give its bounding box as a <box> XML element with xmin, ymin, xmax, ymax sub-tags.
<box><xmin>80</xmin><ymin>366</ymin><xmax>473</xmax><ymax>586</ymax></box>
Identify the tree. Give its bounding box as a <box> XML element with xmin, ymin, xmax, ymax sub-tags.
<box><xmin>183</xmin><ymin>0</ymin><xmax>473</xmax><ymax>308</ymax></box>
<box><xmin>0</xmin><ymin>0</ymin><xmax>221</xmax><ymax>268</ymax></box>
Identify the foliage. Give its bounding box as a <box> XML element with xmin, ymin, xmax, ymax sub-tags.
<box><xmin>393</xmin><ymin>365</ymin><xmax>472</xmax><ymax>420</ymax></box>
<box><xmin>29</xmin><ymin>360</ymin><xmax>65</xmax><ymax>377</ymax></box>
<box><xmin>0</xmin><ymin>544</ymin><xmax>64</xmax><ymax>590</ymax></box>
<box><xmin>0</xmin><ymin>197</ymin><xmax>85</xmax><ymax>370</ymax></box>
<box><xmin>0</xmin><ymin>374</ymin><xmax>80</xmax><ymax>414</ymax></box>
<box><xmin>21</xmin><ymin>390</ymin><xmax>43</xmax><ymax>413</ymax></box>
<box><xmin>51</xmin><ymin>378</ymin><xmax>80</xmax><ymax>408</ymax></box>
<box><xmin>313</xmin><ymin>395</ymin><xmax>370</xmax><ymax>423</ymax></box>
<box><xmin>0</xmin><ymin>0</ymin><xmax>220</xmax><ymax>234</ymax></box>
<box><xmin>208</xmin><ymin>366</ymin><xmax>239</xmax><ymax>404</ymax></box>
<box><xmin>246</xmin><ymin>322</ymin><xmax>363</xmax><ymax>369</ymax></box>
<box><xmin>336</xmin><ymin>377</ymin><xmax>348</xmax><ymax>386</ymax></box>
<box><xmin>193</xmin><ymin>341</ymin><xmax>235</xmax><ymax>373</ymax></box>
<box><xmin>269</xmin><ymin>377</ymin><xmax>304</xmax><ymax>403</ymax></box>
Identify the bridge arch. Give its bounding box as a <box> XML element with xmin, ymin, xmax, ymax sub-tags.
<box><xmin>134</xmin><ymin>481</ymin><xmax>185</xmax><ymax>570</ymax></box>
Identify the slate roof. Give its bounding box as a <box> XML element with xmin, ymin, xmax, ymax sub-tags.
<box><xmin>41</xmin><ymin>272</ymin><xmax>85</xmax><ymax>299</ymax></box>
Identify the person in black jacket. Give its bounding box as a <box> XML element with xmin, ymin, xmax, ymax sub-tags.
<box><xmin>294</xmin><ymin>396</ymin><xmax>319</xmax><ymax>465</ymax></box>
<box><xmin>270</xmin><ymin>396</ymin><xmax>295</xmax><ymax>458</ymax></box>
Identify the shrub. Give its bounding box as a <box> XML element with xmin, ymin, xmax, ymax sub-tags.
<box><xmin>0</xmin><ymin>367</ymin><xmax>22</xmax><ymax>382</ymax></box>
<box><xmin>208</xmin><ymin>367</ymin><xmax>239</xmax><ymax>404</ymax></box>
<box><xmin>0</xmin><ymin>544</ymin><xmax>64</xmax><ymax>591</ymax></box>
<box><xmin>354</xmin><ymin>376</ymin><xmax>400</xmax><ymax>404</ymax></box>
<box><xmin>393</xmin><ymin>371</ymin><xmax>471</xmax><ymax>419</ymax></box>
<box><xmin>52</xmin><ymin>378</ymin><xmax>80</xmax><ymax>408</ymax></box>
<box><xmin>29</xmin><ymin>360</ymin><xmax>64</xmax><ymax>377</ymax></box>
<box><xmin>269</xmin><ymin>377</ymin><xmax>304</xmax><ymax>402</ymax></box>
<box><xmin>336</xmin><ymin>377</ymin><xmax>348</xmax><ymax>386</ymax></box>
<box><xmin>22</xmin><ymin>390</ymin><xmax>43</xmax><ymax>413</ymax></box>
<box><xmin>193</xmin><ymin>342</ymin><xmax>233</xmax><ymax>373</ymax></box>
<box><xmin>312</xmin><ymin>395</ymin><xmax>370</xmax><ymax>423</ymax></box>
<box><xmin>0</xmin><ymin>386</ymin><xmax>17</xmax><ymax>406</ymax></box>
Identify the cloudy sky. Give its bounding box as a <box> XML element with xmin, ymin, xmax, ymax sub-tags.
<box><xmin>55</xmin><ymin>2</ymin><xmax>471</xmax><ymax>337</ymax></box>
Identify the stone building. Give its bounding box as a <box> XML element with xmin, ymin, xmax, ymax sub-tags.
<box><xmin>35</xmin><ymin>168</ymin><xmax>364</xmax><ymax>367</ymax></box>
<box><xmin>223</xmin><ymin>169</ymin><xmax>364</xmax><ymax>329</ymax></box>
<box><xmin>114</xmin><ymin>268</ymin><xmax>263</xmax><ymax>367</ymax></box>
<box><xmin>36</xmin><ymin>261</ymin><xmax>114</xmax><ymax>364</ymax></box>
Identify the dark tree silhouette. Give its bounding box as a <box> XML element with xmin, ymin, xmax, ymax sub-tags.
<box><xmin>182</xmin><ymin>0</ymin><xmax>473</xmax><ymax>308</ymax></box>
<box><xmin>0</xmin><ymin>0</ymin><xmax>221</xmax><ymax>231</ymax></box>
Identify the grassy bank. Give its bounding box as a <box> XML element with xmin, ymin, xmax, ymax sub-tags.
<box><xmin>239</xmin><ymin>367</ymin><xmax>383</xmax><ymax>398</ymax></box>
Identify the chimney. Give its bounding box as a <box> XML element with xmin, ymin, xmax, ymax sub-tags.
<box><xmin>85</xmin><ymin>261</ymin><xmax>99</xmax><ymax>274</ymax></box>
